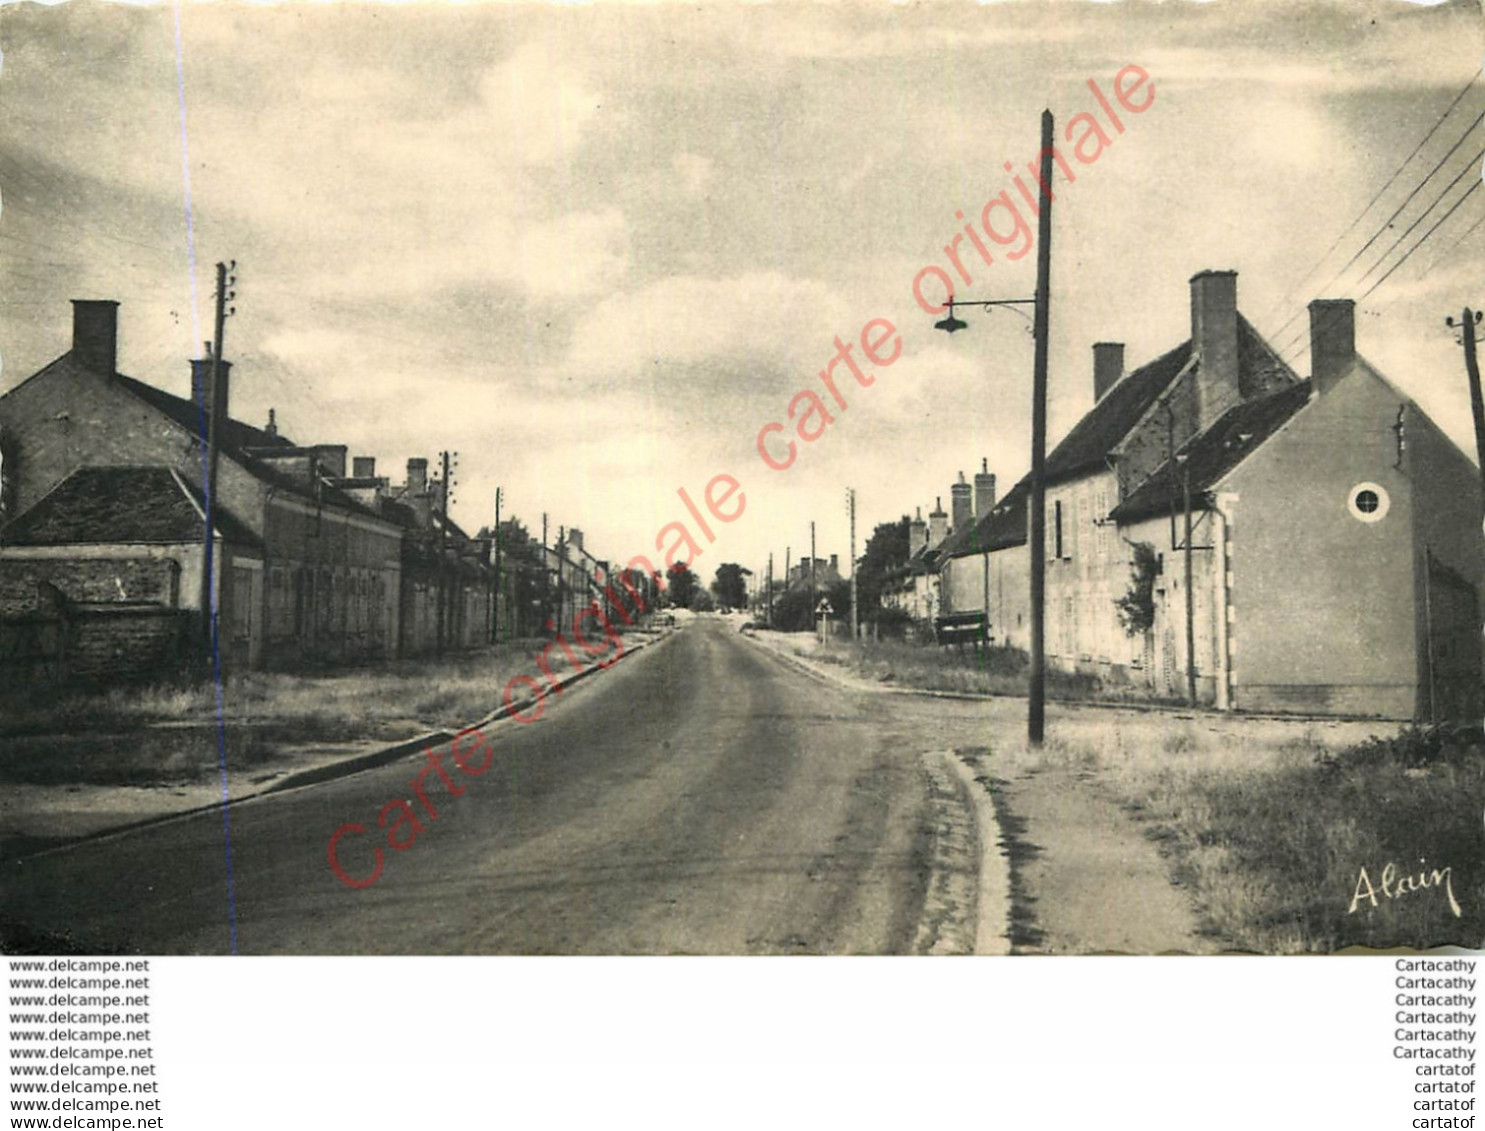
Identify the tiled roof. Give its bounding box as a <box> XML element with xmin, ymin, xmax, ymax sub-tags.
<box><xmin>1</xmin><ymin>466</ymin><xmax>261</xmax><ymax>548</ymax></box>
<box><xmin>1044</xmin><ymin>340</ymin><xmax>1194</xmax><ymax>486</ymax></box>
<box><xmin>1109</xmin><ymin>379</ymin><xmax>1312</xmax><ymax>523</ymax></box>
<box><xmin>939</xmin><ymin>479</ymin><xmax>1028</xmax><ymax>560</ymax></box>
<box><xmin>940</xmin><ymin>316</ymin><xmax>1300</xmax><ymax>560</ymax></box>
<box><xmin>108</xmin><ymin>371</ymin><xmax>406</xmax><ymax>527</ymax></box>
<box><xmin>113</xmin><ymin>372</ymin><xmax>292</xmax><ymax>458</ymax></box>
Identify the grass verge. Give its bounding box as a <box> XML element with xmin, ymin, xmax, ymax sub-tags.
<box><xmin>0</xmin><ymin>636</ymin><xmax>622</xmax><ymax>787</ymax></box>
<box><xmin>799</xmin><ymin>637</ymin><xmax>1106</xmax><ymax>700</ymax></box>
<box><xmin>1041</xmin><ymin>720</ymin><xmax>1485</xmax><ymax>952</ymax></box>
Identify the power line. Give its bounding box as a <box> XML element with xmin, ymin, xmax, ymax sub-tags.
<box><xmin>1275</xmin><ymin>178</ymin><xmax>1485</xmax><ymax>369</ymax></box>
<box><xmin>1363</xmin><ymin>177</ymin><xmax>1484</xmax><ymax>298</ymax></box>
<box><xmin>1269</xmin><ymin>96</ymin><xmax>1485</xmax><ymax>346</ymax></box>
<box><xmin>1260</xmin><ymin>71</ymin><xmax>1482</xmax><ymax>327</ymax></box>
<box><xmin>1355</xmin><ymin>145</ymin><xmax>1485</xmax><ymax>286</ymax></box>
<box><xmin>1415</xmin><ymin>203</ymin><xmax>1485</xmax><ymax>285</ymax></box>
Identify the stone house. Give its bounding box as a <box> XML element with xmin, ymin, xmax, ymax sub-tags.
<box><xmin>928</xmin><ymin>271</ymin><xmax>1483</xmax><ymax>720</ymax></box>
<box><xmin>0</xmin><ymin>300</ymin><xmax>490</xmax><ymax>678</ymax></box>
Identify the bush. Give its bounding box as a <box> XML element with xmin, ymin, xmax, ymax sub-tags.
<box><xmin>871</xmin><ymin>606</ymin><xmax>915</xmax><ymax>640</ymax></box>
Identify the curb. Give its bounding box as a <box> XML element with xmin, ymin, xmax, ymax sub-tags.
<box><xmin>3</xmin><ymin>628</ymin><xmax>677</xmax><ymax>864</ymax></box>
<box><xmin>942</xmin><ymin>748</ymin><xmax>1012</xmax><ymax>956</ymax></box>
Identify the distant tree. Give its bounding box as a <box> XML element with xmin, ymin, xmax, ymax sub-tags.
<box><xmin>613</xmin><ymin>567</ymin><xmax>659</xmax><ymax>618</ymax></box>
<box><xmin>689</xmin><ymin>588</ymin><xmax>716</xmax><ymax>613</ymax></box>
<box><xmin>710</xmin><ymin>562</ymin><xmax>750</xmax><ymax>610</ymax></box>
<box><xmin>771</xmin><ymin>579</ymin><xmax>851</xmax><ymax>633</ymax></box>
<box><xmin>665</xmin><ymin>562</ymin><xmax>700</xmax><ymax>609</ymax></box>
<box><xmin>856</xmin><ymin>517</ymin><xmax>911</xmax><ymax>625</ymax></box>
<box><xmin>488</xmin><ymin>517</ymin><xmax>550</xmax><ymax>637</ymax></box>
<box><xmin>771</xmin><ymin>585</ymin><xmax>814</xmax><ymax>632</ymax></box>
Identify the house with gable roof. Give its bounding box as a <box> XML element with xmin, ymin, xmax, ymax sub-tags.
<box><xmin>931</xmin><ymin>270</ymin><xmax>1483</xmax><ymax>719</ymax></box>
<box><xmin>0</xmin><ymin>300</ymin><xmax>415</xmax><ymax>677</ymax></box>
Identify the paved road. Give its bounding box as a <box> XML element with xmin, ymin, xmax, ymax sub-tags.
<box><xmin>1</xmin><ymin>619</ymin><xmax>980</xmax><ymax>955</ymax></box>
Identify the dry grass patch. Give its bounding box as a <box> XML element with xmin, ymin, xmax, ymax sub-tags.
<box><xmin>0</xmin><ymin>639</ymin><xmax>582</xmax><ymax>787</ymax></box>
<box><xmin>1032</xmin><ymin>714</ymin><xmax>1485</xmax><ymax>952</ymax></box>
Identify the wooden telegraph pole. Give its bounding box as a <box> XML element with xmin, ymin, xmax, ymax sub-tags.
<box><xmin>200</xmin><ymin>260</ymin><xmax>236</xmax><ymax>651</ymax></box>
<box><xmin>491</xmin><ymin>487</ymin><xmax>502</xmax><ymax>646</ymax></box>
<box><xmin>767</xmin><ymin>552</ymin><xmax>774</xmax><ymax>625</ymax></box>
<box><xmin>810</xmin><ymin>521</ymin><xmax>817</xmax><ymax>603</ymax></box>
<box><xmin>1028</xmin><ymin>110</ymin><xmax>1054</xmax><ymax>746</ymax></box>
<box><xmin>847</xmin><ymin>487</ymin><xmax>858</xmax><ymax>640</ymax></box>
<box><xmin>1448</xmin><ymin>309</ymin><xmax>1485</xmax><ymax>502</ymax></box>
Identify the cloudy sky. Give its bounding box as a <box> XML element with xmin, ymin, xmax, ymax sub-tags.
<box><xmin>1</xmin><ymin>0</ymin><xmax>1482</xmax><ymax>581</ymax></box>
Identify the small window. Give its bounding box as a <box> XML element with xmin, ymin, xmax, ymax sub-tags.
<box><xmin>1348</xmin><ymin>482</ymin><xmax>1390</xmax><ymax>524</ymax></box>
<box><xmin>1054</xmin><ymin>501</ymin><xmax>1065</xmax><ymax>560</ymax></box>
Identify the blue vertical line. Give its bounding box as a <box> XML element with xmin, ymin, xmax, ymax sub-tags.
<box><xmin>173</xmin><ymin>0</ymin><xmax>238</xmax><ymax>956</ymax></box>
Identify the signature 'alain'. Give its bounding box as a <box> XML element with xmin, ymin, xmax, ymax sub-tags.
<box><xmin>1349</xmin><ymin>859</ymin><xmax>1461</xmax><ymax>918</ymax></box>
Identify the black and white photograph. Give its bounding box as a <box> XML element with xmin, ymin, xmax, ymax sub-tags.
<box><xmin>0</xmin><ymin>0</ymin><xmax>1483</xmax><ymax>969</ymax></box>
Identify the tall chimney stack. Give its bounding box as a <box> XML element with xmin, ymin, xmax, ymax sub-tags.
<box><xmin>190</xmin><ymin>351</ymin><xmax>232</xmax><ymax>430</ymax></box>
<box><xmin>353</xmin><ymin>456</ymin><xmax>376</xmax><ymax>479</ymax></box>
<box><xmin>71</xmin><ymin>300</ymin><xmax>119</xmax><ymax>376</ymax></box>
<box><xmin>1093</xmin><ymin>342</ymin><xmax>1124</xmax><ymax>402</ymax></box>
<box><xmin>909</xmin><ymin>508</ymin><xmax>927</xmax><ymax>557</ymax></box>
<box><xmin>950</xmin><ymin>471</ymin><xmax>972</xmax><ymax>532</ymax></box>
<box><xmin>1190</xmin><ymin>270</ymin><xmax>1241</xmax><ymax>430</ymax></box>
<box><xmin>974</xmin><ymin>458</ymin><xmax>997</xmax><ymax>520</ymax></box>
<box><xmin>406</xmin><ymin>457</ymin><xmax>428</xmax><ymax>495</ymax></box>
<box><xmin>1308</xmin><ymin>298</ymin><xmax>1355</xmax><ymax>396</ymax></box>
<box><xmin>928</xmin><ymin>496</ymin><xmax>948</xmax><ymax>549</ymax></box>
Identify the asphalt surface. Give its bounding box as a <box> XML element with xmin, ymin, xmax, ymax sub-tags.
<box><xmin>0</xmin><ymin>619</ymin><xmax>960</xmax><ymax>955</ymax></box>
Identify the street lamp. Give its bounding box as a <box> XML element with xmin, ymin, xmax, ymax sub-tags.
<box><xmin>930</xmin><ymin>110</ymin><xmax>1055</xmax><ymax>747</ymax></box>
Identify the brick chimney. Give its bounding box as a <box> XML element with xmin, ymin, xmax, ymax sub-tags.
<box><xmin>1190</xmin><ymin>270</ymin><xmax>1241</xmax><ymax>431</ymax></box>
<box><xmin>71</xmin><ymin>300</ymin><xmax>119</xmax><ymax>376</ymax></box>
<box><xmin>928</xmin><ymin>496</ymin><xmax>948</xmax><ymax>549</ymax></box>
<box><xmin>829</xmin><ymin>553</ymin><xmax>838</xmax><ymax>576</ymax></box>
<box><xmin>406</xmin><ymin>458</ymin><xmax>428</xmax><ymax>495</ymax></box>
<box><xmin>974</xmin><ymin>458</ymin><xmax>996</xmax><ymax>520</ymax></box>
<box><xmin>1308</xmin><ymin>298</ymin><xmax>1355</xmax><ymax>396</ymax></box>
<box><xmin>189</xmin><ymin>353</ymin><xmax>233</xmax><ymax>432</ymax></box>
<box><xmin>264</xmin><ymin>409</ymin><xmax>278</xmax><ymax>439</ymax></box>
<box><xmin>950</xmin><ymin>471</ymin><xmax>972</xmax><ymax>532</ymax></box>
<box><xmin>569</xmin><ymin>528</ymin><xmax>584</xmax><ymax>556</ymax></box>
<box><xmin>312</xmin><ymin>445</ymin><xmax>346</xmax><ymax>479</ymax></box>
<box><xmin>1093</xmin><ymin>342</ymin><xmax>1124</xmax><ymax>402</ymax></box>
<box><xmin>353</xmin><ymin>456</ymin><xmax>376</xmax><ymax>479</ymax></box>
<box><xmin>909</xmin><ymin>507</ymin><xmax>927</xmax><ymax>557</ymax></box>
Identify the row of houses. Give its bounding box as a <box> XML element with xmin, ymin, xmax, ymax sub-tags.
<box><xmin>0</xmin><ymin>300</ymin><xmax>619</xmax><ymax>683</ymax></box>
<box><xmin>885</xmin><ymin>269</ymin><xmax>1484</xmax><ymax>722</ymax></box>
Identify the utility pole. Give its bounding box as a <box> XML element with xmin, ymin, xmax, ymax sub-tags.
<box><xmin>434</xmin><ymin>450</ymin><xmax>455</xmax><ymax>655</ymax></box>
<box><xmin>1448</xmin><ymin>309</ymin><xmax>1485</xmax><ymax>502</ymax></box>
<box><xmin>556</xmin><ymin>525</ymin><xmax>567</xmax><ymax>633</ymax></box>
<box><xmin>541</xmin><ymin>512</ymin><xmax>549</xmax><ymax>635</ymax></box>
<box><xmin>785</xmin><ymin>548</ymin><xmax>791</xmax><ymax>595</ymax></box>
<box><xmin>847</xmin><ymin>488</ymin><xmax>858</xmax><ymax>640</ymax></box>
<box><xmin>767</xmin><ymin>552</ymin><xmax>774</xmax><ymax>626</ymax></box>
<box><xmin>199</xmin><ymin>259</ymin><xmax>236</xmax><ymax>652</ymax></box>
<box><xmin>491</xmin><ymin>487</ymin><xmax>502</xmax><ymax>647</ymax></box>
<box><xmin>1028</xmin><ymin>109</ymin><xmax>1054</xmax><ymax>747</ymax></box>
<box><xmin>810</xmin><ymin>521</ymin><xmax>817</xmax><ymax>601</ymax></box>
<box><xmin>1180</xmin><ymin>455</ymin><xmax>1196</xmax><ymax>706</ymax></box>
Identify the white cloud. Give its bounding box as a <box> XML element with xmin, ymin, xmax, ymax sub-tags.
<box><xmin>518</xmin><ymin>208</ymin><xmax>630</xmax><ymax>298</ymax></box>
<box><xmin>566</xmin><ymin>272</ymin><xmax>851</xmax><ymax>381</ymax></box>
<box><xmin>477</xmin><ymin>40</ymin><xmax>606</xmax><ymax>169</ymax></box>
<box><xmin>671</xmin><ymin>153</ymin><xmax>714</xmax><ymax>196</ymax></box>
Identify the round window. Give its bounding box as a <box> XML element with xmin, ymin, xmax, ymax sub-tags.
<box><xmin>1347</xmin><ymin>482</ymin><xmax>1390</xmax><ymax>523</ymax></box>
